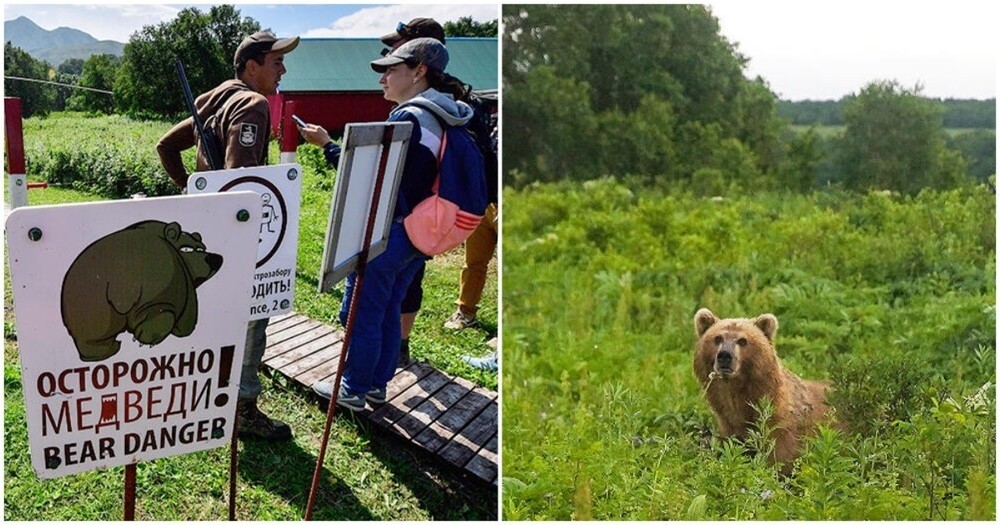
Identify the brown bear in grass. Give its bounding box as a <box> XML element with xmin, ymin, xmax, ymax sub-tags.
<box><xmin>693</xmin><ymin>308</ymin><xmax>831</xmax><ymax>472</ymax></box>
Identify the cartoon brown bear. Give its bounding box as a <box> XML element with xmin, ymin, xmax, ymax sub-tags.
<box><xmin>693</xmin><ymin>308</ymin><xmax>832</xmax><ymax>472</ymax></box>
<box><xmin>61</xmin><ymin>220</ymin><xmax>223</xmax><ymax>361</ymax></box>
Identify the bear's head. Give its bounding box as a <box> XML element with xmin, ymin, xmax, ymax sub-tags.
<box><xmin>693</xmin><ymin>308</ymin><xmax>779</xmax><ymax>383</ymax></box>
<box><xmin>162</xmin><ymin>222</ymin><xmax>223</xmax><ymax>287</ymax></box>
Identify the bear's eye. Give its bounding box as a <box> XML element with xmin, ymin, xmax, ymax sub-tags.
<box><xmin>713</xmin><ymin>335</ymin><xmax>723</xmax><ymax>345</ymax></box>
<box><xmin>179</xmin><ymin>247</ymin><xmax>194</xmax><ymax>253</ymax></box>
<box><xmin>737</xmin><ymin>337</ymin><xmax>748</xmax><ymax>346</ymax></box>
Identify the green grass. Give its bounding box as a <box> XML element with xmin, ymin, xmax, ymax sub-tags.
<box><xmin>501</xmin><ymin>178</ymin><xmax>995</xmax><ymax>520</ymax></box>
<box><xmin>4</xmin><ymin>113</ymin><xmax>498</xmax><ymax>520</ymax></box>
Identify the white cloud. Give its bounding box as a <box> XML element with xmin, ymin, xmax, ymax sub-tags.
<box><xmin>302</xmin><ymin>4</ymin><xmax>498</xmax><ymax>39</ymax></box>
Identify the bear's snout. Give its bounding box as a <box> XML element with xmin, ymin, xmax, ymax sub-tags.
<box><xmin>206</xmin><ymin>253</ymin><xmax>223</xmax><ymax>272</ymax></box>
<box><xmin>192</xmin><ymin>253</ymin><xmax>224</xmax><ymax>287</ymax></box>
<box><xmin>716</xmin><ymin>349</ymin><xmax>734</xmax><ymax>373</ymax></box>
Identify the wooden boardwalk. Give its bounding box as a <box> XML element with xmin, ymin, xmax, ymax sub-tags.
<box><xmin>261</xmin><ymin>312</ymin><xmax>498</xmax><ymax>485</ymax></box>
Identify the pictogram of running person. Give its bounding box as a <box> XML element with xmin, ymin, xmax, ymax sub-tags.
<box><xmin>259</xmin><ymin>192</ymin><xmax>280</xmax><ymax>239</ymax></box>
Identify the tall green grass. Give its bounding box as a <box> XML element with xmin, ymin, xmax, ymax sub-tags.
<box><xmin>501</xmin><ymin>178</ymin><xmax>995</xmax><ymax>520</ymax></box>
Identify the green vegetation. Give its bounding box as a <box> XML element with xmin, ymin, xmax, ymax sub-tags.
<box><xmin>501</xmin><ymin>179</ymin><xmax>995</xmax><ymax>520</ymax></box>
<box><xmin>502</xmin><ymin>6</ymin><xmax>994</xmax><ymax>195</ymax></box>
<box><xmin>5</xmin><ymin>113</ymin><xmax>497</xmax><ymax>520</ymax></box>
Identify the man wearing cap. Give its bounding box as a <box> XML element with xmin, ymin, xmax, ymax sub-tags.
<box><xmin>156</xmin><ymin>30</ymin><xmax>299</xmax><ymax>442</ymax></box>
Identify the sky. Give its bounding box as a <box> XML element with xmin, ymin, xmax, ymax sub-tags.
<box><xmin>709</xmin><ymin>1</ymin><xmax>997</xmax><ymax>100</ymax></box>
<box><xmin>2</xmin><ymin>3</ymin><xmax>499</xmax><ymax>43</ymax></box>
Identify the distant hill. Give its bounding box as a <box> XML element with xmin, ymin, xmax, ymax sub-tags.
<box><xmin>4</xmin><ymin>16</ymin><xmax>125</xmax><ymax>66</ymax></box>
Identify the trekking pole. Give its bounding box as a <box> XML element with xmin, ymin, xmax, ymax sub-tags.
<box><xmin>304</xmin><ymin>125</ymin><xmax>396</xmax><ymax>520</ymax></box>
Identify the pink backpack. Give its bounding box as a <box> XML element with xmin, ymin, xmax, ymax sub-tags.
<box><xmin>403</xmin><ymin>122</ymin><xmax>488</xmax><ymax>256</ymax></box>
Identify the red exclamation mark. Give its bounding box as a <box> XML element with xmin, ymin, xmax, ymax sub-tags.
<box><xmin>214</xmin><ymin>345</ymin><xmax>236</xmax><ymax>407</ymax></box>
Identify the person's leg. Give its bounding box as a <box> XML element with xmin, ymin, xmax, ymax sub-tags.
<box><xmin>399</xmin><ymin>264</ymin><xmax>425</xmax><ymax>365</ymax></box>
<box><xmin>373</xmin><ymin>255</ymin><xmax>425</xmax><ymax>390</ymax></box>
<box><xmin>455</xmin><ymin>203</ymin><xmax>498</xmax><ymax>317</ymax></box>
<box><xmin>237</xmin><ymin>318</ymin><xmax>292</xmax><ymax>440</ymax></box>
<box><xmin>238</xmin><ymin>318</ymin><xmax>269</xmax><ymax>401</ymax></box>
<box><xmin>332</xmin><ymin>222</ymin><xmax>419</xmax><ymax>398</ymax></box>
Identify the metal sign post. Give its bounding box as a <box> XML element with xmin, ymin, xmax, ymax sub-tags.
<box><xmin>5</xmin><ymin>97</ymin><xmax>28</xmax><ymax>209</ymax></box>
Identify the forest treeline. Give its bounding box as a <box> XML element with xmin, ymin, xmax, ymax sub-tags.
<box><xmin>778</xmin><ymin>98</ymin><xmax>996</xmax><ymax>128</ymax></box>
<box><xmin>502</xmin><ymin>5</ymin><xmax>995</xmax><ymax>194</ymax></box>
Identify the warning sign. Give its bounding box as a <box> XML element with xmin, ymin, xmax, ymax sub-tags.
<box><xmin>5</xmin><ymin>192</ymin><xmax>260</xmax><ymax>478</ymax></box>
<box><xmin>188</xmin><ymin>164</ymin><xmax>302</xmax><ymax>320</ymax></box>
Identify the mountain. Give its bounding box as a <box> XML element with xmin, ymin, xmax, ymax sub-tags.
<box><xmin>4</xmin><ymin>16</ymin><xmax>125</xmax><ymax>66</ymax></box>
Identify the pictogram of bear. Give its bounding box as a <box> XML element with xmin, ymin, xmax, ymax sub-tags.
<box><xmin>693</xmin><ymin>308</ymin><xmax>832</xmax><ymax>472</ymax></box>
<box><xmin>61</xmin><ymin>220</ymin><xmax>223</xmax><ymax>361</ymax></box>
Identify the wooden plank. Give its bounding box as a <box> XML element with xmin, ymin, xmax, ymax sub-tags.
<box><xmin>265</xmin><ymin>318</ymin><xmax>325</xmax><ymax>347</ymax></box>
<box><xmin>438</xmin><ymin>402</ymin><xmax>497</xmax><ymax>469</ymax></box>
<box><xmin>412</xmin><ymin>388</ymin><xmax>495</xmax><ymax>454</ymax></box>
<box><xmin>262</xmin><ymin>323</ymin><xmax>336</xmax><ymax>362</ymax></box>
<box><xmin>389</xmin><ymin>380</ymin><xmax>470</xmax><ymax>440</ymax></box>
<box><xmin>369</xmin><ymin>369</ymin><xmax>451</xmax><ymax>436</ymax></box>
<box><xmin>259</xmin><ymin>312</ymin><xmax>499</xmax><ymax>484</ymax></box>
<box><xmin>292</xmin><ymin>344</ymin><xmax>345</xmax><ymax>388</ymax></box>
<box><xmin>264</xmin><ymin>330</ymin><xmax>341</xmax><ymax>372</ymax></box>
<box><xmin>265</xmin><ymin>313</ymin><xmax>309</xmax><ymax>336</ymax></box>
<box><xmin>463</xmin><ymin>435</ymin><xmax>498</xmax><ymax>482</ymax></box>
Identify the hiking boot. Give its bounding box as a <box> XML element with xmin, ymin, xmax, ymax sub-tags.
<box><xmin>444</xmin><ymin>309</ymin><xmax>478</xmax><ymax>330</ymax></box>
<box><xmin>461</xmin><ymin>352</ymin><xmax>498</xmax><ymax>372</ymax></box>
<box><xmin>366</xmin><ymin>387</ymin><xmax>387</xmax><ymax>406</ymax></box>
<box><xmin>237</xmin><ymin>399</ymin><xmax>292</xmax><ymax>441</ymax></box>
<box><xmin>398</xmin><ymin>338</ymin><xmax>412</xmax><ymax>367</ymax></box>
<box><xmin>312</xmin><ymin>381</ymin><xmax>366</xmax><ymax>413</ymax></box>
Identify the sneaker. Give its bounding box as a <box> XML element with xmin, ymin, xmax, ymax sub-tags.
<box><xmin>237</xmin><ymin>399</ymin><xmax>293</xmax><ymax>441</ymax></box>
<box><xmin>366</xmin><ymin>388</ymin><xmax>387</xmax><ymax>405</ymax></box>
<box><xmin>444</xmin><ymin>309</ymin><xmax>478</xmax><ymax>330</ymax></box>
<box><xmin>312</xmin><ymin>381</ymin><xmax>366</xmax><ymax>413</ymax></box>
<box><xmin>461</xmin><ymin>352</ymin><xmax>498</xmax><ymax>372</ymax></box>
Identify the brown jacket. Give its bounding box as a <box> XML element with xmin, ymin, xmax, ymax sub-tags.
<box><xmin>157</xmin><ymin>79</ymin><xmax>270</xmax><ymax>187</ymax></box>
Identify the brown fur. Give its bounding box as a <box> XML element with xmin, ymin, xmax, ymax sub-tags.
<box><xmin>692</xmin><ymin>308</ymin><xmax>831</xmax><ymax>472</ymax></box>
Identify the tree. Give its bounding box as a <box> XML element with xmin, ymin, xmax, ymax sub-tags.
<box><xmin>839</xmin><ymin>80</ymin><xmax>965</xmax><ymax>194</ymax></box>
<box><xmin>68</xmin><ymin>54</ymin><xmax>119</xmax><ymax>114</ymax></box>
<box><xmin>115</xmin><ymin>6</ymin><xmax>260</xmax><ymax>118</ymax></box>
<box><xmin>57</xmin><ymin>58</ymin><xmax>85</xmax><ymax>76</ymax></box>
<box><xmin>501</xmin><ymin>5</ymin><xmax>779</xmax><ymax>187</ymax></box>
<box><xmin>444</xmin><ymin>17</ymin><xmax>497</xmax><ymax>38</ymax></box>
<box><xmin>3</xmin><ymin>42</ymin><xmax>56</xmax><ymax>117</ymax></box>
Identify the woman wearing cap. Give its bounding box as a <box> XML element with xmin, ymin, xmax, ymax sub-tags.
<box><xmin>309</xmin><ymin>38</ymin><xmax>476</xmax><ymax>412</ymax></box>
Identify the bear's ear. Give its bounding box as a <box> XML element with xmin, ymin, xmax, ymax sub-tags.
<box><xmin>694</xmin><ymin>308</ymin><xmax>718</xmax><ymax>337</ymax></box>
<box><xmin>164</xmin><ymin>222</ymin><xmax>182</xmax><ymax>241</ymax></box>
<box><xmin>191</xmin><ymin>232</ymin><xmax>202</xmax><ymax>242</ymax></box>
<box><xmin>754</xmin><ymin>313</ymin><xmax>778</xmax><ymax>342</ymax></box>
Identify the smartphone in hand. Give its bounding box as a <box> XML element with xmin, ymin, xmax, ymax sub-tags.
<box><xmin>292</xmin><ymin>114</ymin><xmax>307</xmax><ymax>128</ymax></box>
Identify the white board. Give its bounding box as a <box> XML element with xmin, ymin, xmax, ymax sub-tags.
<box><xmin>318</xmin><ymin>122</ymin><xmax>412</xmax><ymax>291</ymax></box>
<box><xmin>188</xmin><ymin>164</ymin><xmax>302</xmax><ymax>320</ymax></box>
<box><xmin>5</xmin><ymin>192</ymin><xmax>260</xmax><ymax>478</ymax></box>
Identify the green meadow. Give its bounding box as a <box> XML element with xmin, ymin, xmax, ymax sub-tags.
<box><xmin>5</xmin><ymin>112</ymin><xmax>497</xmax><ymax>520</ymax></box>
<box><xmin>501</xmin><ymin>179</ymin><xmax>995</xmax><ymax>520</ymax></box>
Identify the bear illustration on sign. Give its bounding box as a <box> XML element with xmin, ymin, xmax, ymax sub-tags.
<box><xmin>61</xmin><ymin>220</ymin><xmax>223</xmax><ymax>361</ymax></box>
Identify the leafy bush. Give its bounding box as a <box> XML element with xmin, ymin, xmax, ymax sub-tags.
<box><xmin>503</xmin><ymin>179</ymin><xmax>995</xmax><ymax>520</ymax></box>
<box><xmin>23</xmin><ymin>112</ymin><xmax>181</xmax><ymax>198</ymax></box>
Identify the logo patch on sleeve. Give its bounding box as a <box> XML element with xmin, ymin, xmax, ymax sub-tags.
<box><xmin>239</xmin><ymin>123</ymin><xmax>258</xmax><ymax>147</ymax></box>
